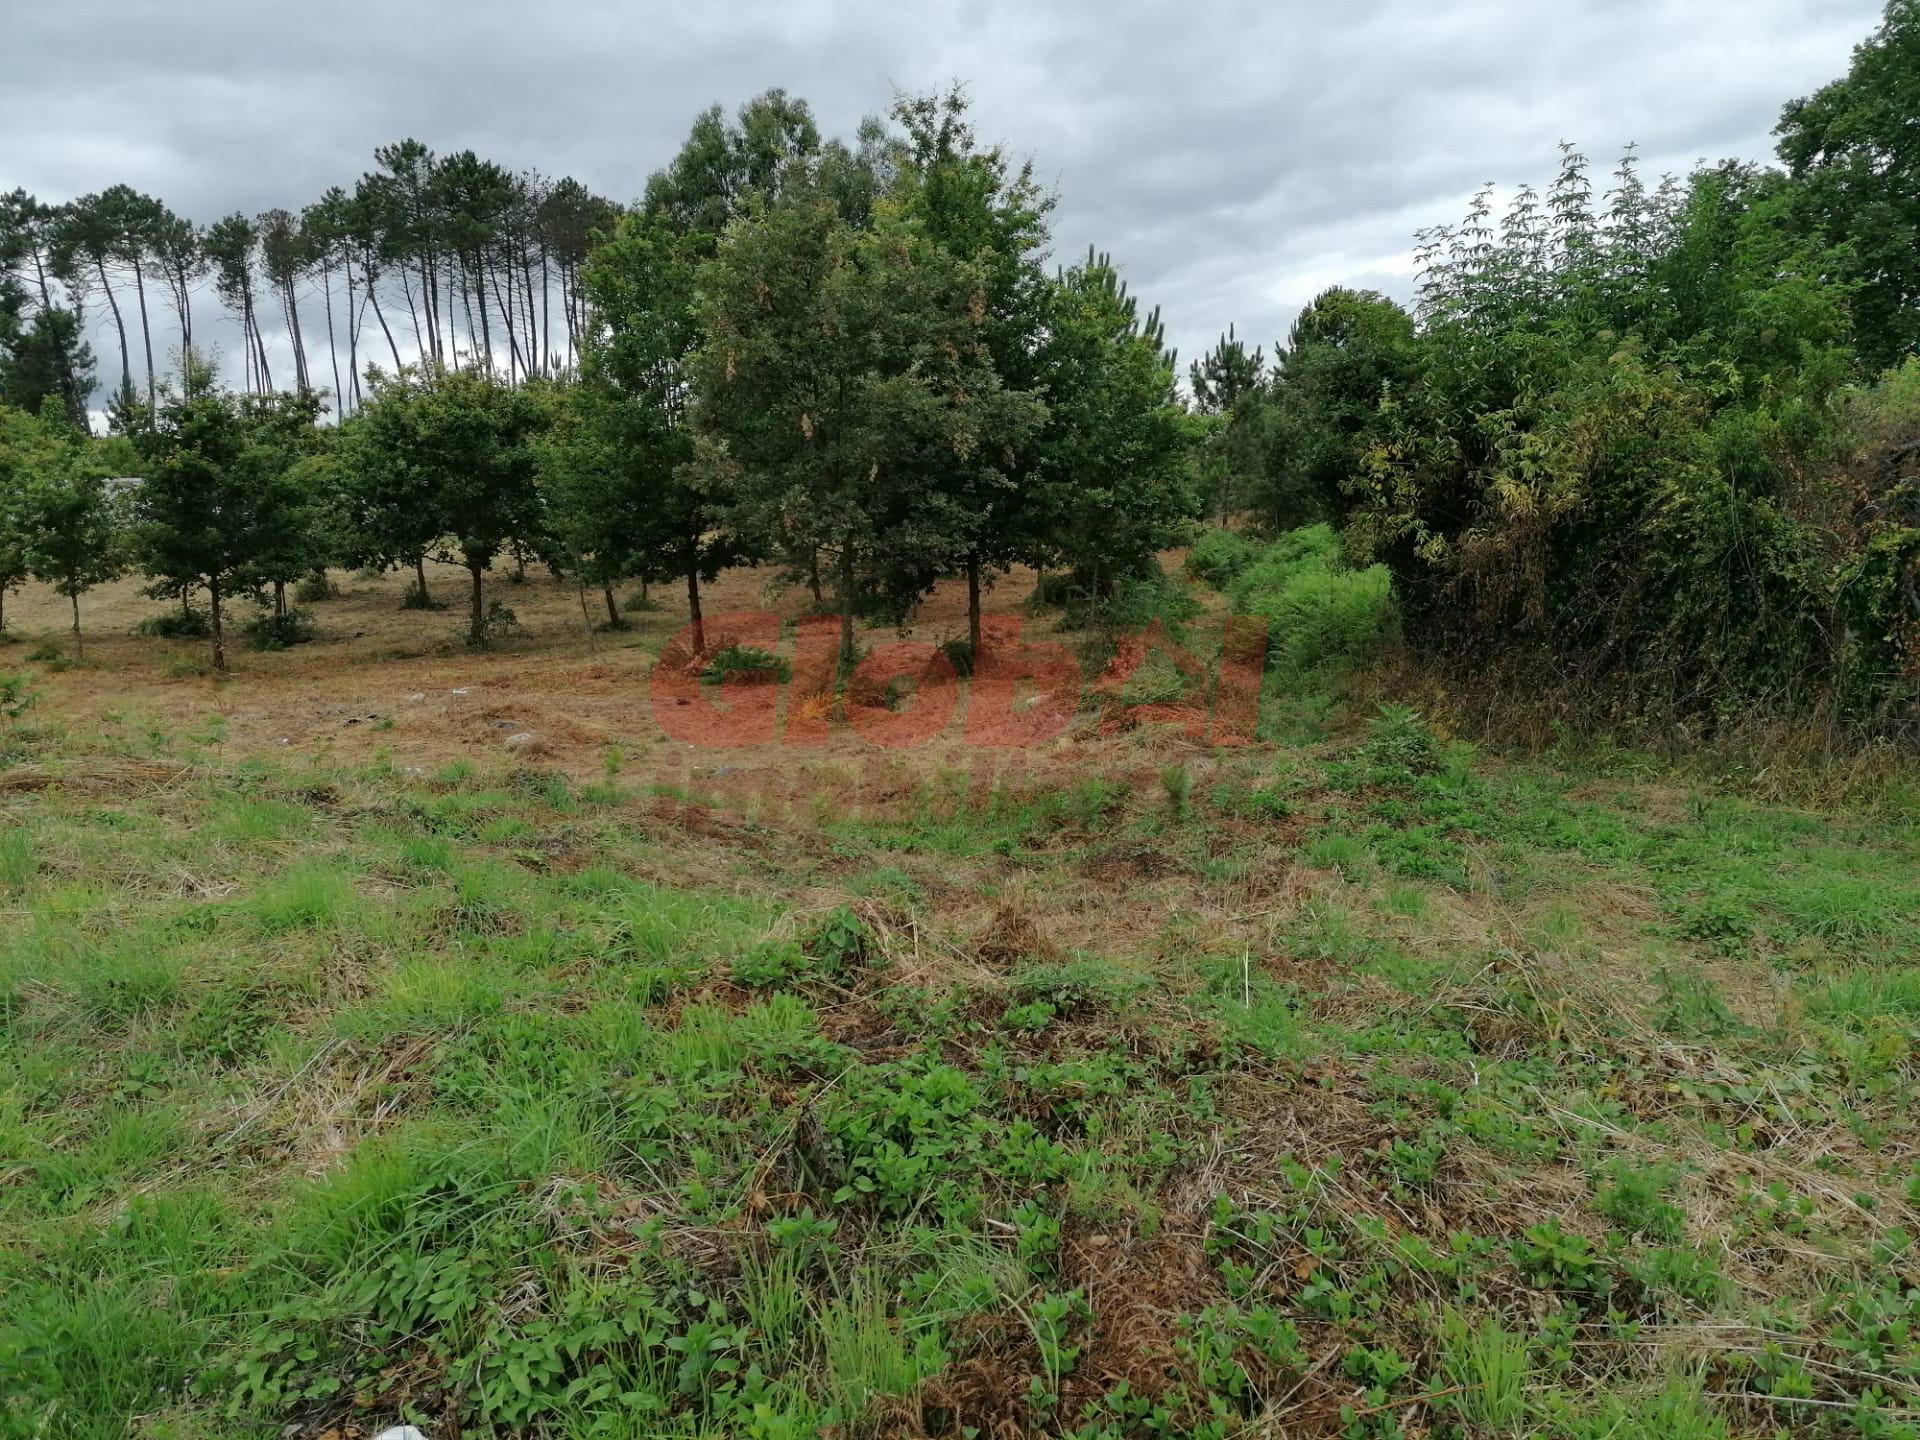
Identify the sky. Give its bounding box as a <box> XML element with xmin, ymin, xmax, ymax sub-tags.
<box><xmin>0</xmin><ymin>0</ymin><xmax>1887</xmax><ymax>393</ymax></box>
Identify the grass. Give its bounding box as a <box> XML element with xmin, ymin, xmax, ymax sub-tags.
<box><xmin>2</xmin><ymin>704</ymin><xmax>1919</xmax><ymax>1440</ymax></box>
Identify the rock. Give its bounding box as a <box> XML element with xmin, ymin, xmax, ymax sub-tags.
<box><xmin>405</xmin><ymin>692</ymin><xmax>425</xmax><ymax>703</ymax></box>
<box><xmin>449</xmin><ymin>687</ymin><xmax>469</xmax><ymax>697</ymax></box>
<box><xmin>503</xmin><ymin>731</ymin><xmax>539</xmax><ymax>750</ymax></box>
<box><xmin>372</xmin><ymin>1429</ymin><xmax>431</xmax><ymax>1440</ymax></box>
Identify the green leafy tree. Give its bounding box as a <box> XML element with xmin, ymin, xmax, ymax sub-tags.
<box><xmin>1</xmin><ymin>191</ymin><xmax>93</xmax><ymax>425</ymax></box>
<box><xmin>1188</xmin><ymin>323</ymin><xmax>1270</xmax><ymax>524</ymax></box>
<box><xmin>0</xmin><ymin>404</ymin><xmax>44</xmax><ymax>635</ymax></box>
<box><xmin>337</xmin><ymin>382</ymin><xmax>446</xmax><ymax>610</ymax></box>
<box><xmin>1775</xmin><ymin>0</ymin><xmax>1920</xmax><ymax>371</ymax></box>
<box><xmin>1189</xmin><ymin>323</ymin><xmax>1265</xmax><ymax>415</ymax></box>
<box><xmin>0</xmin><ymin>307</ymin><xmax>95</xmax><ymax>425</ymax></box>
<box><xmin>642</xmin><ymin>89</ymin><xmax>823</xmax><ymax>247</ymax></box>
<box><xmin>1345</xmin><ymin>146</ymin><xmax>1869</xmax><ymax>712</ymax></box>
<box><xmin>130</xmin><ymin>353</ymin><xmax>291</xmax><ymax>669</ymax></box>
<box><xmin>1260</xmin><ymin>287</ymin><xmax>1417</xmax><ymax>527</ymax></box>
<box><xmin>693</xmin><ymin>188</ymin><xmax>1042</xmax><ymax>663</ymax></box>
<box><xmin>55</xmin><ymin>190</ymin><xmax>137</xmax><ymax>410</ymax></box>
<box><xmin>20</xmin><ymin>420</ymin><xmax>131</xmax><ymax>655</ymax></box>
<box><xmin>344</xmin><ymin>366</ymin><xmax>543</xmax><ymax>646</ymax></box>
<box><xmin>892</xmin><ymin>86</ymin><xmax>1052</xmax><ymax>657</ymax></box>
<box><xmin>232</xmin><ymin>390</ymin><xmax>331</xmax><ymax>623</ymax></box>
<box><xmin>561</xmin><ymin>217</ymin><xmax>745</xmax><ymax>649</ymax></box>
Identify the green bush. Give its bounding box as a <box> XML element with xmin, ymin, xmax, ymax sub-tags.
<box><xmin>1184</xmin><ymin>527</ymin><xmax>1260</xmax><ymax>588</ymax></box>
<box><xmin>134</xmin><ymin>609</ymin><xmax>212</xmax><ymax>638</ymax></box>
<box><xmin>243</xmin><ymin>609</ymin><xmax>317</xmax><ymax>651</ymax></box>
<box><xmin>293</xmin><ymin>572</ymin><xmax>336</xmax><ymax>603</ymax></box>
<box><xmin>700</xmin><ymin>645</ymin><xmax>789</xmax><ymax>685</ymax></box>
<box><xmin>1228</xmin><ymin>525</ymin><xmax>1397</xmax><ymax>679</ymax></box>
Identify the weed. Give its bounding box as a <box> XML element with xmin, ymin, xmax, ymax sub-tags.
<box><xmin>701</xmin><ymin>644</ymin><xmax>790</xmax><ymax>685</ymax></box>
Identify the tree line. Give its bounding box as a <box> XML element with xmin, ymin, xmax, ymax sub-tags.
<box><xmin>0</xmin><ymin>87</ymin><xmax>1199</xmax><ymax>672</ymax></box>
<box><xmin>0</xmin><ymin>144</ymin><xmax>620</xmax><ymax>425</ymax></box>
<box><xmin>4</xmin><ymin>0</ymin><xmax>1919</xmax><ymax>732</ymax></box>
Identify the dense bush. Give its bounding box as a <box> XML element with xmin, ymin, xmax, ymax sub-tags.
<box><xmin>242</xmin><ymin>608</ymin><xmax>317</xmax><ymax>651</ymax></box>
<box><xmin>1317</xmin><ymin>150</ymin><xmax>1920</xmax><ymax>728</ymax></box>
<box><xmin>1183</xmin><ymin>526</ymin><xmax>1260</xmax><ymax>588</ymax></box>
<box><xmin>1228</xmin><ymin>525</ymin><xmax>1397</xmax><ymax>680</ymax></box>
<box><xmin>133</xmin><ymin>607</ymin><xmax>211</xmax><ymax>638</ymax></box>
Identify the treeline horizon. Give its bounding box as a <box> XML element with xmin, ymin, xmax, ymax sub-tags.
<box><xmin>1</xmin><ymin>134</ymin><xmax>623</xmax><ymax>422</ymax></box>
<box><xmin>4</xmin><ymin>0</ymin><xmax>1919</xmax><ymax>736</ymax></box>
<box><xmin>2</xmin><ymin>85</ymin><xmax>1200</xmax><ymax>681</ymax></box>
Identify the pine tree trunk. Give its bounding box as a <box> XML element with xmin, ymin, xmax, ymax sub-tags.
<box><xmin>686</xmin><ymin>565</ymin><xmax>705</xmax><ymax>655</ymax></box>
<box><xmin>603</xmin><ymin>584</ymin><xmax>620</xmax><ymax>628</ymax></box>
<box><xmin>808</xmin><ymin>548</ymin><xmax>823</xmax><ymax>608</ymax></box>
<box><xmin>247</xmin><ymin>293</ymin><xmax>273</xmax><ymax>392</ymax></box>
<box><xmin>31</xmin><ymin>250</ymin><xmax>84</xmax><ymax>424</ymax></box>
<box><xmin>285</xmin><ymin>279</ymin><xmax>310</xmax><ymax>393</ymax></box>
<box><xmin>95</xmin><ymin>256</ymin><xmax>132</xmax><ymax>401</ymax></box>
<box><xmin>539</xmin><ymin>240</ymin><xmax>551</xmax><ymax>374</ymax></box>
<box><xmin>343</xmin><ymin>254</ymin><xmax>362</xmax><ymax>409</ymax></box>
<box><xmin>473</xmin><ymin>253</ymin><xmax>494</xmax><ymax>370</ymax></box>
<box><xmin>274</xmin><ymin>580</ymin><xmax>286</xmax><ymax>620</ymax></box>
<box><xmin>370</xmin><ymin>287</ymin><xmax>404</xmax><ymax>372</ymax></box>
<box><xmin>413</xmin><ymin>554</ymin><xmax>430</xmax><ymax>607</ymax></box>
<box><xmin>70</xmin><ymin>592</ymin><xmax>82</xmax><ymax>659</ymax></box>
<box><xmin>398</xmin><ymin>264</ymin><xmax>424</xmax><ymax>360</ymax></box>
<box><xmin>321</xmin><ymin>261</ymin><xmax>344</xmax><ymax>414</ymax></box>
<box><xmin>491</xmin><ymin>255</ymin><xmax>521</xmax><ymax>381</ymax></box>
<box><xmin>132</xmin><ymin>256</ymin><xmax>156</xmax><ymax>406</ymax></box>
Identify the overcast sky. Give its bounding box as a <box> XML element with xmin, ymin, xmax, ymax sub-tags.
<box><xmin>1</xmin><ymin>0</ymin><xmax>1885</xmax><ymax>390</ymax></box>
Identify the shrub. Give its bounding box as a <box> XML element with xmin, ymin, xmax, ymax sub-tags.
<box><xmin>242</xmin><ymin>609</ymin><xmax>317</xmax><ymax>652</ymax></box>
<box><xmin>936</xmin><ymin>638</ymin><xmax>974</xmax><ymax>678</ymax></box>
<box><xmin>1229</xmin><ymin>525</ymin><xmax>1398</xmax><ymax>680</ymax></box>
<box><xmin>1185</xmin><ymin>527</ymin><xmax>1260</xmax><ymax>588</ymax></box>
<box><xmin>0</xmin><ymin>670</ymin><xmax>38</xmax><ymax>723</ymax></box>
<box><xmin>481</xmin><ymin>598</ymin><xmax>520</xmax><ymax>641</ymax></box>
<box><xmin>700</xmin><ymin>645</ymin><xmax>789</xmax><ymax>686</ymax></box>
<box><xmin>134</xmin><ymin>609</ymin><xmax>211</xmax><ymax>638</ymax></box>
<box><xmin>1360</xmin><ymin>704</ymin><xmax>1443</xmax><ymax>778</ymax></box>
<box><xmin>293</xmin><ymin>572</ymin><xmax>336</xmax><ymax>603</ymax></box>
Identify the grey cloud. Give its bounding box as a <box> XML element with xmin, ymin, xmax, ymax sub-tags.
<box><xmin>2</xmin><ymin>0</ymin><xmax>1883</xmax><ymax>393</ymax></box>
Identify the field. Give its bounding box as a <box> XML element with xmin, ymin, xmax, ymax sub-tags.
<box><xmin>3</xmin><ymin>563</ymin><xmax>1920</xmax><ymax>1440</ymax></box>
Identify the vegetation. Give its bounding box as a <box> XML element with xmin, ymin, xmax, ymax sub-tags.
<box><xmin>3</xmin><ymin>13</ymin><xmax>1915</xmax><ymax>726</ymax></box>
<box><xmin>3</xmin><ymin>704</ymin><xmax>1920</xmax><ymax>1437</ymax></box>
<box><xmin>2</xmin><ymin>8</ymin><xmax>1920</xmax><ymax>1436</ymax></box>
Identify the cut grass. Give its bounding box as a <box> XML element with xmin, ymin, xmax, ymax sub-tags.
<box><xmin>1</xmin><ymin>715</ymin><xmax>1918</xmax><ymax>1439</ymax></box>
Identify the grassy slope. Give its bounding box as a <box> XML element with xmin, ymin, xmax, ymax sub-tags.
<box><xmin>2</xmin><ymin>703</ymin><xmax>1919</xmax><ymax>1440</ymax></box>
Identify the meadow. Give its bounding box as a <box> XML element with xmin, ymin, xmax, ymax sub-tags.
<box><xmin>3</xmin><ymin>557</ymin><xmax>1919</xmax><ymax>1440</ymax></box>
